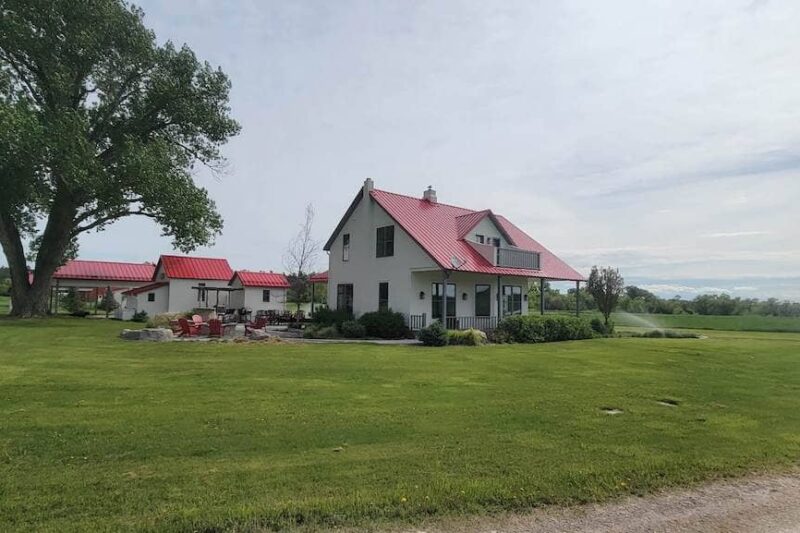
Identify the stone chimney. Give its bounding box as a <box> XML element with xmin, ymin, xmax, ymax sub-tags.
<box><xmin>363</xmin><ymin>177</ymin><xmax>374</xmax><ymax>200</ymax></box>
<box><xmin>423</xmin><ymin>185</ymin><xmax>437</xmax><ymax>203</ymax></box>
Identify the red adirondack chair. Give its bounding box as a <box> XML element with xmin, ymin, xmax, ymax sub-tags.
<box><xmin>178</xmin><ymin>318</ymin><xmax>200</xmax><ymax>337</ymax></box>
<box><xmin>191</xmin><ymin>314</ymin><xmax>203</xmax><ymax>326</ymax></box>
<box><xmin>208</xmin><ymin>318</ymin><xmax>222</xmax><ymax>338</ymax></box>
<box><xmin>245</xmin><ymin>316</ymin><xmax>267</xmax><ymax>335</ymax></box>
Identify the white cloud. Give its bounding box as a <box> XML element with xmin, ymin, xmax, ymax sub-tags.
<box><xmin>703</xmin><ymin>231</ymin><xmax>770</xmax><ymax>238</ymax></box>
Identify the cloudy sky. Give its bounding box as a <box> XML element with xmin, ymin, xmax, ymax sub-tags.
<box><xmin>38</xmin><ymin>1</ymin><xmax>800</xmax><ymax>298</ymax></box>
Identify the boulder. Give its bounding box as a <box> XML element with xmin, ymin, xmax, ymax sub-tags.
<box><xmin>119</xmin><ymin>328</ymin><xmax>174</xmax><ymax>342</ymax></box>
<box><xmin>248</xmin><ymin>329</ymin><xmax>271</xmax><ymax>341</ymax></box>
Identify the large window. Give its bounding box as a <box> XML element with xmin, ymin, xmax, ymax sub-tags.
<box><xmin>502</xmin><ymin>285</ymin><xmax>522</xmax><ymax>316</ymax></box>
<box><xmin>376</xmin><ymin>225</ymin><xmax>395</xmax><ymax>257</ymax></box>
<box><xmin>262</xmin><ymin>289</ymin><xmax>271</xmax><ymax>302</ymax></box>
<box><xmin>378</xmin><ymin>282</ymin><xmax>389</xmax><ymax>311</ymax></box>
<box><xmin>432</xmin><ymin>282</ymin><xmax>456</xmax><ymax>320</ymax></box>
<box><xmin>336</xmin><ymin>284</ymin><xmax>354</xmax><ymax>314</ymax></box>
<box><xmin>475</xmin><ymin>284</ymin><xmax>491</xmax><ymax>317</ymax></box>
<box><xmin>342</xmin><ymin>233</ymin><xmax>350</xmax><ymax>261</ymax></box>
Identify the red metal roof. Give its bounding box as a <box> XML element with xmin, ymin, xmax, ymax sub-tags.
<box><xmin>154</xmin><ymin>255</ymin><xmax>233</xmax><ymax>281</ymax></box>
<box><xmin>53</xmin><ymin>260</ymin><xmax>155</xmax><ymax>282</ymax></box>
<box><xmin>369</xmin><ymin>189</ymin><xmax>585</xmax><ymax>281</ymax></box>
<box><xmin>122</xmin><ymin>282</ymin><xmax>169</xmax><ymax>296</ymax></box>
<box><xmin>309</xmin><ymin>271</ymin><xmax>328</xmax><ymax>283</ymax></box>
<box><xmin>230</xmin><ymin>270</ymin><xmax>290</xmax><ymax>288</ymax></box>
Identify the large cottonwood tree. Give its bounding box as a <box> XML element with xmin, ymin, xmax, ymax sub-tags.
<box><xmin>0</xmin><ymin>0</ymin><xmax>240</xmax><ymax>316</ymax></box>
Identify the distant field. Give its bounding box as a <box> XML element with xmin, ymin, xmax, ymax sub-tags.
<box><xmin>611</xmin><ymin>312</ymin><xmax>800</xmax><ymax>333</ymax></box>
<box><xmin>1</xmin><ymin>318</ymin><xmax>800</xmax><ymax>531</ymax></box>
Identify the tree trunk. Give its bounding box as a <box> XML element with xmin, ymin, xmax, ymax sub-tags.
<box><xmin>0</xmin><ymin>187</ymin><xmax>76</xmax><ymax>317</ymax></box>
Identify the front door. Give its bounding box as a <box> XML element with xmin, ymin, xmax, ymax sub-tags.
<box><xmin>432</xmin><ymin>282</ymin><xmax>456</xmax><ymax>326</ymax></box>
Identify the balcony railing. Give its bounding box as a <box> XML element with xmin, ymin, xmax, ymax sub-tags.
<box><xmin>496</xmin><ymin>247</ymin><xmax>540</xmax><ymax>270</ymax></box>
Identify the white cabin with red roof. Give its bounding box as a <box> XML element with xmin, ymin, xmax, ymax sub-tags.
<box><xmin>228</xmin><ymin>271</ymin><xmax>289</xmax><ymax>312</ymax></box>
<box><xmin>323</xmin><ymin>179</ymin><xmax>585</xmax><ymax>330</ymax></box>
<box><xmin>123</xmin><ymin>255</ymin><xmax>235</xmax><ymax>316</ymax></box>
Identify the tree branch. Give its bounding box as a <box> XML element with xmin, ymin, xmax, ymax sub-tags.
<box><xmin>71</xmin><ymin>209</ymin><xmax>157</xmax><ymax>236</ymax></box>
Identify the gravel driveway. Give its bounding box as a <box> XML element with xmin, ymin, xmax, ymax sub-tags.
<box><xmin>397</xmin><ymin>471</ymin><xmax>800</xmax><ymax>533</ymax></box>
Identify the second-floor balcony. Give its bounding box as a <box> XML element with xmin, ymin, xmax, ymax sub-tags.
<box><xmin>496</xmin><ymin>247</ymin><xmax>540</xmax><ymax>270</ymax></box>
<box><xmin>465</xmin><ymin>240</ymin><xmax>541</xmax><ymax>270</ymax></box>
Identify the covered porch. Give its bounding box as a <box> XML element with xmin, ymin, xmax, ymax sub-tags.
<box><xmin>406</xmin><ymin>269</ymin><xmax>583</xmax><ymax>332</ymax></box>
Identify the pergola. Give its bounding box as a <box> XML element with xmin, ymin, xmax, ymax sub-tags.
<box><xmin>191</xmin><ymin>285</ymin><xmax>243</xmax><ymax>310</ymax></box>
<box><xmin>308</xmin><ymin>271</ymin><xmax>328</xmax><ymax>316</ymax></box>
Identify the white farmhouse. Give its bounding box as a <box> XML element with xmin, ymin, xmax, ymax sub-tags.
<box><xmin>228</xmin><ymin>271</ymin><xmax>289</xmax><ymax>312</ymax></box>
<box><xmin>323</xmin><ymin>179</ymin><xmax>585</xmax><ymax>330</ymax></box>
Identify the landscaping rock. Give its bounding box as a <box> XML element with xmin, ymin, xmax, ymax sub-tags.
<box><xmin>249</xmin><ymin>329</ymin><xmax>271</xmax><ymax>341</ymax></box>
<box><xmin>119</xmin><ymin>328</ymin><xmax>174</xmax><ymax>342</ymax></box>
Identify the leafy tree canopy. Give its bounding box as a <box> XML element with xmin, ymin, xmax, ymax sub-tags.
<box><xmin>0</xmin><ymin>0</ymin><xmax>240</xmax><ymax>315</ymax></box>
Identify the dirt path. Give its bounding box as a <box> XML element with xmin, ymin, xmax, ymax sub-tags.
<box><xmin>397</xmin><ymin>472</ymin><xmax>800</xmax><ymax>533</ymax></box>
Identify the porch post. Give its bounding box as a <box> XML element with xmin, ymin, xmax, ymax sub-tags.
<box><xmin>576</xmin><ymin>280</ymin><xmax>580</xmax><ymax>317</ymax></box>
<box><xmin>94</xmin><ymin>287</ymin><xmax>98</xmax><ymax>315</ymax></box>
<box><xmin>55</xmin><ymin>280</ymin><xmax>60</xmax><ymax>314</ymax></box>
<box><xmin>539</xmin><ymin>278</ymin><xmax>545</xmax><ymax>315</ymax></box>
<box><xmin>496</xmin><ymin>275</ymin><xmax>501</xmax><ymax>321</ymax></box>
<box><xmin>441</xmin><ymin>270</ymin><xmax>449</xmax><ymax>327</ymax></box>
<box><xmin>311</xmin><ymin>282</ymin><xmax>315</xmax><ymax>316</ymax></box>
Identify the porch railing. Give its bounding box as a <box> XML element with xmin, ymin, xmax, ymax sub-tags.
<box><xmin>445</xmin><ymin>316</ymin><xmax>498</xmax><ymax>331</ymax></box>
<box><xmin>407</xmin><ymin>313</ymin><xmax>427</xmax><ymax>331</ymax></box>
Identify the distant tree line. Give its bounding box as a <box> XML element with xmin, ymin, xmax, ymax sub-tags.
<box><xmin>529</xmin><ymin>282</ymin><xmax>800</xmax><ymax>317</ymax></box>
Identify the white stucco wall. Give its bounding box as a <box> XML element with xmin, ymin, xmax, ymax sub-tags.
<box><xmin>164</xmin><ymin>278</ymin><xmax>233</xmax><ymax>313</ymax></box>
<box><xmin>124</xmin><ymin>284</ymin><xmax>170</xmax><ymax>317</ymax></box>
<box><xmin>326</xmin><ymin>189</ymin><xmax>438</xmax><ymax>317</ymax></box>
<box><xmin>228</xmin><ymin>277</ymin><xmax>287</xmax><ymax>312</ymax></box>
<box><xmin>468</xmin><ymin>217</ymin><xmax>511</xmax><ymax>247</ymax></box>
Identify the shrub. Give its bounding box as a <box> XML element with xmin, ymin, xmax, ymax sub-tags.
<box><xmin>340</xmin><ymin>320</ymin><xmax>366</xmax><ymax>338</ymax></box>
<box><xmin>495</xmin><ymin>314</ymin><xmax>593</xmax><ymax>343</ymax></box>
<box><xmin>131</xmin><ymin>310</ymin><xmax>148</xmax><ymax>323</ymax></box>
<box><xmin>418</xmin><ymin>321</ymin><xmax>449</xmax><ymax>346</ymax></box>
<box><xmin>629</xmin><ymin>329</ymin><xmax>699</xmax><ymax>339</ymax></box>
<box><xmin>313</xmin><ymin>307</ymin><xmax>353</xmax><ymax>328</ymax></box>
<box><xmin>358</xmin><ymin>310</ymin><xmax>408</xmax><ymax>339</ymax></box>
<box><xmin>447</xmin><ymin>328</ymin><xmax>488</xmax><ymax>346</ymax></box>
<box><xmin>590</xmin><ymin>317</ymin><xmax>615</xmax><ymax>336</ymax></box>
<box><xmin>146</xmin><ymin>312</ymin><xmax>185</xmax><ymax>328</ymax></box>
<box><xmin>303</xmin><ymin>325</ymin><xmax>340</xmax><ymax>339</ymax></box>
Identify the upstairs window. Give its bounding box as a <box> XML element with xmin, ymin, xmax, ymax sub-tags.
<box><xmin>376</xmin><ymin>225</ymin><xmax>395</xmax><ymax>257</ymax></box>
<box><xmin>475</xmin><ymin>234</ymin><xmax>485</xmax><ymax>244</ymax></box>
<box><xmin>491</xmin><ymin>237</ymin><xmax>501</xmax><ymax>247</ymax></box>
<box><xmin>262</xmin><ymin>289</ymin><xmax>271</xmax><ymax>302</ymax></box>
<box><xmin>342</xmin><ymin>233</ymin><xmax>350</xmax><ymax>261</ymax></box>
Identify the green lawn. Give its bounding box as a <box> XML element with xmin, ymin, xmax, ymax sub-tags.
<box><xmin>610</xmin><ymin>312</ymin><xmax>800</xmax><ymax>333</ymax></box>
<box><xmin>1</xmin><ymin>319</ymin><xmax>799</xmax><ymax>532</ymax></box>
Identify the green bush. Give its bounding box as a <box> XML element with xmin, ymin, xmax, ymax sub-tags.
<box><xmin>447</xmin><ymin>328</ymin><xmax>488</xmax><ymax>346</ymax></box>
<box><xmin>495</xmin><ymin>314</ymin><xmax>593</xmax><ymax>343</ymax></box>
<box><xmin>630</xmin><ymin>329</ymin><xmax>699</xmax><ymax>339</ymax></box>
<box><xmin>340</xmin><ymin>320</ymin><xmax>366</xmax><ymax>339</ymax></box>
<box><xmin>312</xmin><ymin>307</ymin><xmax>353</xmax><ymax>328</ymax></box>
<box><xmin>590</xmin><ymin>317</ymin><xmax>614</xmax><ymax>336</ymax></box>
<box><xmin>418</xmin><ymin>321</ymin><xmax>449</xmax><ymax>346</ymax></box>
<box><xmin>358</xmin><ymin>310</ymin><xmax>408</xmax><ymax>339</ymax></box>
<box><xmin>146</xmin><ymin>312</ymin><xmax>185</xmax><ymax>328</ymax></box>
<box><xmin>303</xmin><ymin>325</ymin><xmax>340</xmax><ymax>339</ymax></box>
<box><xmin>131</xmin><ymin>310</ymin><xmax>148</xmax><ymax>323</ymax></box>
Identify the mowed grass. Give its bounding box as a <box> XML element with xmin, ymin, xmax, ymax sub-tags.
<box><xmin>1</xmin><ymin>319</ymin><xmax>799</xmax><ymax>532</ymax></box>
<box><xmin>611</xmin><ymin>312</ymin><xmax>800</xmax><ymax>333</ymax></box>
